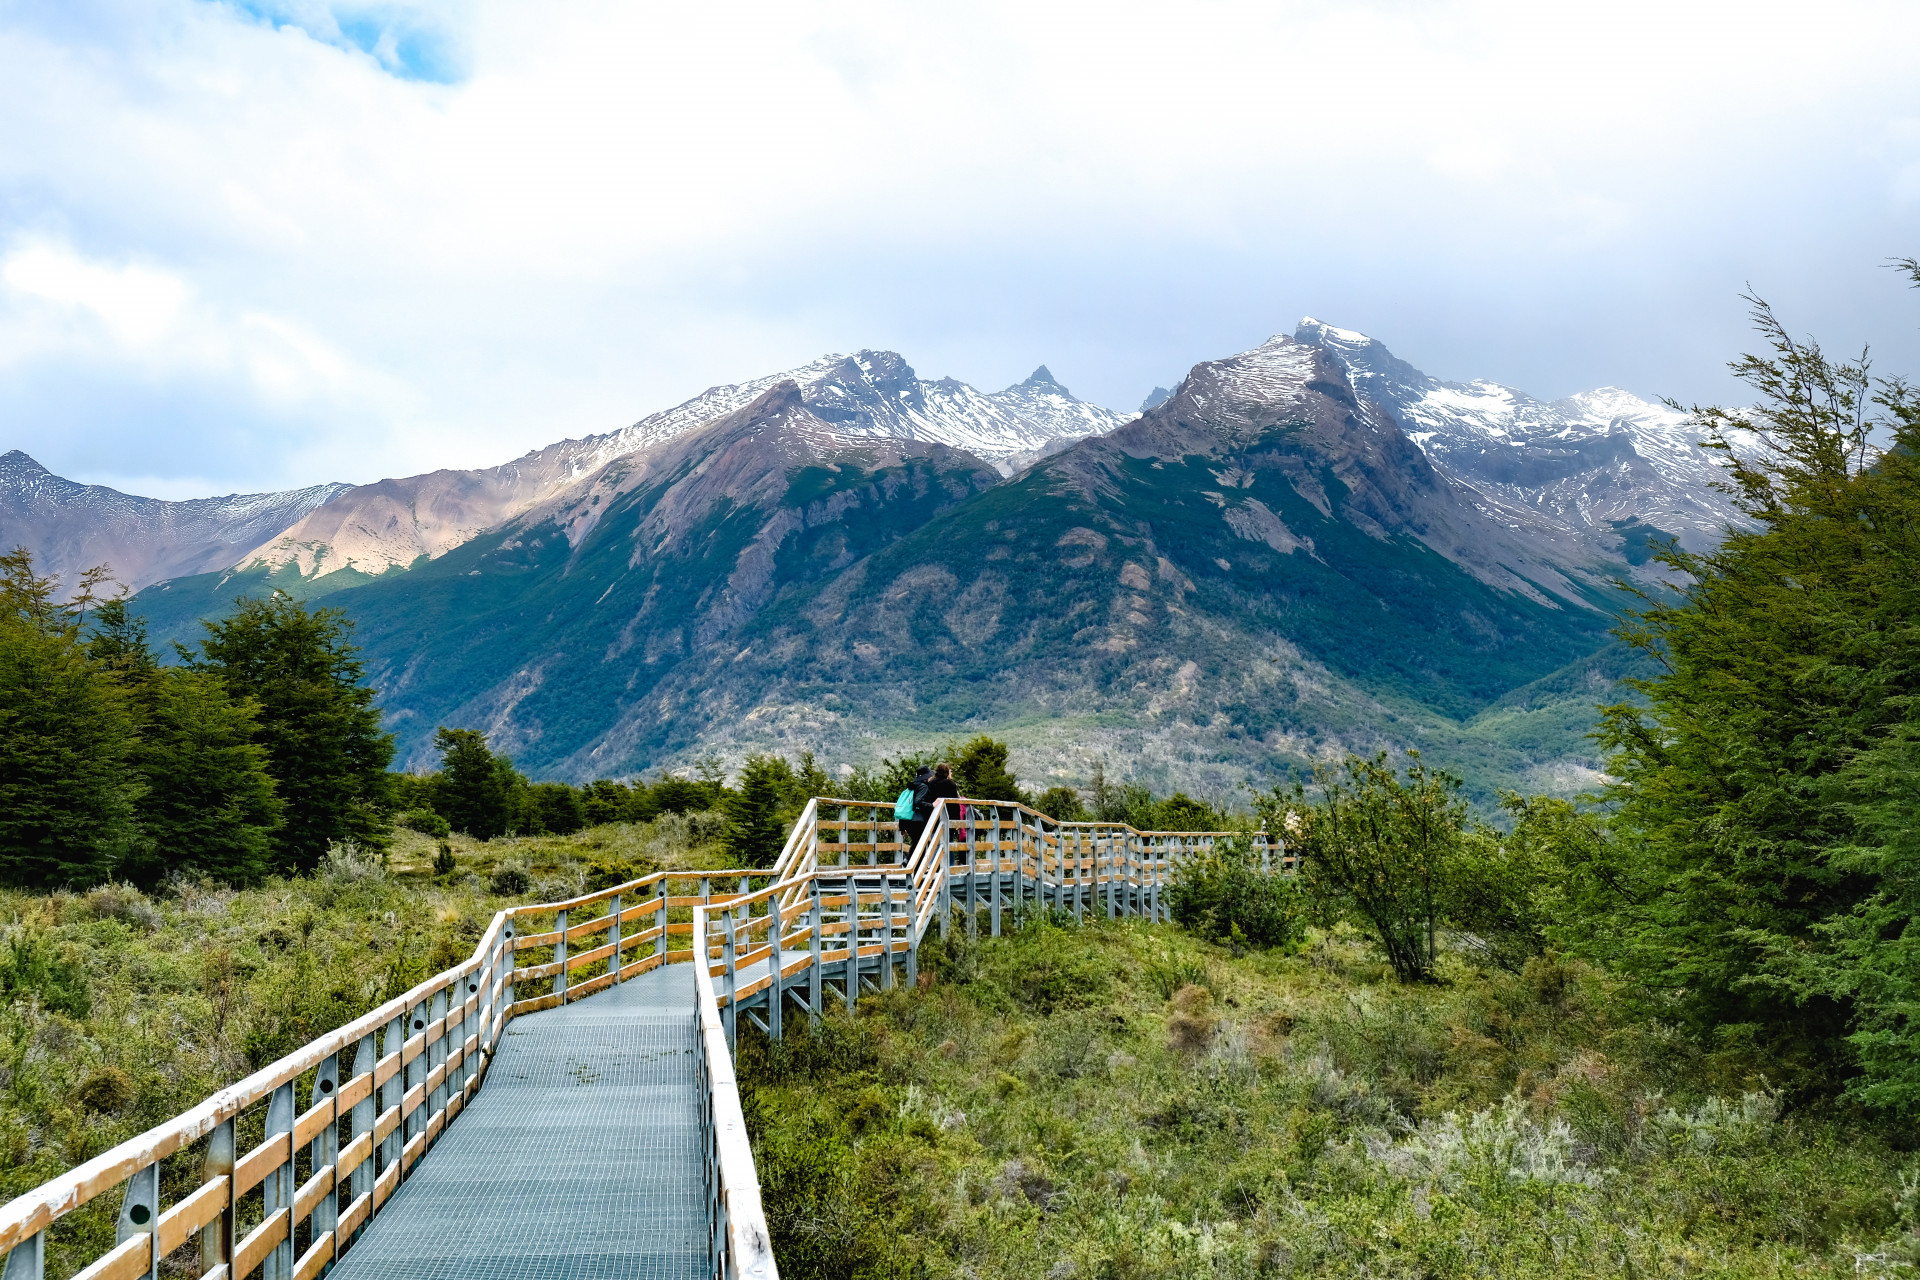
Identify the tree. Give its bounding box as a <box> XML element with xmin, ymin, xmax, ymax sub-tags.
<box><xmin>725</xmin><ymin>755</ymin><xmax>791</xmax><ymax>867</ymax></box>
<box><xmin>1034</xmin><ymin>786</ymin><xmax>1088</xmax><ymax>823</ymax></box>
<box><xmin>190</xmin><ymin>593</ymin><xmax>393</xmax><ymax>872</ymax></box>
<box><xmin>1595</xmin><ymin>271</ymin><xmax>1920</xmax><ymax>1089</ymax></box>
<box><xmin>121</xmin><ymin>671</ymin><xmax>283</xmax><ymax>886</ymax></box>
<box><xmin>952</xmin><ymin>736</ymin><xmax>1024</xmax><ymax>802</ymax></box>
<box><xmin>431</xmin><ymin>728</ymin><xmax>514</xmax><ymax>840</ymax></box>
<box><xmin>1167</xmin><ymin>837</ymin><xmax>1302</xmax><ymax>949</ymax></box>
<box><xmin>1155</xmin><ymin>793</ymin><xmax>1222</xmax><ymax>832</ymax></box>
<box><xmin>582</xmin><ymin>779</ymin><xmax>633</xmax><ymax>826</ymax></box>
<box><xmin>1262</xmin><ymin>752</ymin><xmax>1468</xmax><ymax>982</ymax></box>
<box><xmin>82</xmin><ymin>600</ymin><xmax>284</xmax><ymax>886</ymax></box>
<box><xmin>530</xmin><ymin>782</ymin><xmax>586</xmax><ymax>836</ymax></box>
<box><xmin>0</xmin><ymin>551</ymin><xmax>142</xmax><ymax>888</ymax></box>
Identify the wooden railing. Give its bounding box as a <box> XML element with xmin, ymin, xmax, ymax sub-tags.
<box><xmin>0</xmin><ymin>911</ymin><xmax>513</xmax><ymax>1280</ymax></box>
<box><xmin>0</xmin><ymin>796</ymin><xmax>1277</xmax><ymax>1280</ymax></box>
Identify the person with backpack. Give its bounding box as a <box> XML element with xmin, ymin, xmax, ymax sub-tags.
<box><xmin>923</xmin><ymin>761</ymin><xmax>962</xmax><ymax>850</ymax></box>
<box><xmin>896</xmin><ymin>764</ymin><xmax>934</xmax><ymax>855</ymax></box>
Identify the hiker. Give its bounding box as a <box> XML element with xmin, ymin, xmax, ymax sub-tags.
<box><xmin>924</xmin><ymin>761</ymin><xmax>963</xmax><ymax>848</ymax></box>
<box><xmin>897</xmin><ymin>764</ymin><xmax>934</xmax><ymax>853</ymax></box>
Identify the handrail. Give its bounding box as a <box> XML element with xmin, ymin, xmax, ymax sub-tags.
<box><xmin>1</xmin><ymin>794</ymin><xmax>1276</xmax><ymax>1280</ymax></box>
<box><xmin>693</xmin><ymin>905</ymin><xmax>779</xmax><ymax>1280</ymax></box>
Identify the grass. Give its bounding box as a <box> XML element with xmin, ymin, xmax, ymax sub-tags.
<box><xmin>11</xmin><ymin>834</ymin><xmax>1920</xmax><ymax>1279</ymax></box>
<box><xmin>0</xmin><ymin>814</ymin><xmax>735</xmax><ymax>1279</ymax></box>
<box><xmin>738</xmin><ymin>916</ymin><xmax>1920</xmax><ymax>1279</ymax></box>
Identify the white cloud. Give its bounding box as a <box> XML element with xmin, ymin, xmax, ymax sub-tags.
<box><xmin>2</xmin><ymin>0</ymin><xmax>1918</xmax><ymax>494</ymax></box>
<box><xmin>3</xmin><ymin>244</ymin><xmax>189</xmax><ymax>346</ymax></box>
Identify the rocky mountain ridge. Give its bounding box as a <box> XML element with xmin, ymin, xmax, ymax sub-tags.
<box><xmin>0</xmin><ymin>450</ymin><xmax>349</xmax><ymax>593</ymax></box>
<box><xmin>1293</xmin><ymin>318</ymin><xmax>1742</xmax><ymax>559</ymax></box>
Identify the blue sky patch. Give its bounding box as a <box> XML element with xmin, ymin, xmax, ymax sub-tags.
<box><xmin>219</xmin><ymin>1</ymin><xmax>465</xmax><ymax>84</ymax></box>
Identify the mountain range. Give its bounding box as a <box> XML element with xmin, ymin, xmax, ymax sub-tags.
<box><xmin>2</xmin><ymin>323</ymin><xmax>1742</xmax><ymax>804</ymax></box>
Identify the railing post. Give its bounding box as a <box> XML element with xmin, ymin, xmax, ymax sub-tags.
<box><xmin>262</xmin><ymin>1080</ymin><xmax>294</xmax><ymax>1279</ymax></box>
<box><xmin>609</xmin><ymin>893</ymin><xmax>623</xmax><ymax>984</ymax></box>
<box><xmin>938</xmin><ymin>807</ymin><xmax>952</xmax><ymax>940</ymax></box>
<box><xmin>656</xmin><ymin>887</ymin><xmax>669</xmax><ymax>964</ymax></box>
<box><xmin>1074</xmin><ymin>828</ymin><xmax>1086</xmax><ymax>923</ymax></box>
<box><xmin>553</xmin><ymin>908</ymin><xmax>569</xmax><ymax>1002</ymax></box>
<box><xmin>880</xmin><ymin>872</ymin><xmax>895</xmax><ymax>991</ymax></box>
<box><xmin>379</xmin><ymin>1013</ymin><xmax>402</xmax><ymax>1178</ymax></box>
<box><xmin>201</xmin><ymin>1115</ymin><xmax>235</xmax><ymax>1273</ymax></box>
<box><xmin>501</xmin><ymin>919</ymin><xmax>516</xmax><ymax>1015</ymax></box>
<box><xmin>989</xmin><ymin>806</ymin><xmax>1003</xmax><ymax>938</ymax></box>
<box><xmin>905</xmin><ymin>874</ymin><xmax>919</xmax><ymax>988</ymax></box>
<box><xmin>114</xmin><ymin>1161</ymin><xmax>157</xmax><ymax>1280</ymax></box>
<box><xmin>1</xmin><ymin>1230</ymin><xmax>43</xmax><ymax>1280</ymax></box>
<box><xmin>809</xmin><ymin>878</ymin><xmax>823</xmax><ymax>1022</ymax></box>
<box><xmin>350</xmin><ymin>1035</ymin><xmax>374</xmax><ymax>1209</ymax></box>
<box><xmin>845</xmin><ymin>878</ymin><xmax>859</xmax><ymax>1013</ymax></box>
<box><xmin>403</xmin><ymin>997</ymin><xmax>428</xmax><ymax>1147</ymax></box>
<box><xmin>311</xmin><ymin>1052</ymin><xmax>340</xmax><ymax>1249</ymax></box>
<box><xmin>723</xmin><ymin>911</ymin><xmax>737</xmax><ymax>1053</ymax></box>
<box><xmin>426</xmin><ymin>987</ymin><xmax>446</xmax><ymax>1121</ymax></box>
<box><xmin>769</xmin><ymin>895</ymin><xmax>784</xmax><ymax>1042</ymax></box>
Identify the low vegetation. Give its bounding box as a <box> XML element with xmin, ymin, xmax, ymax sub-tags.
<box><xmin>0</xmin><ymin>816</ymin><xmax>734</xmax><ymax>1275</ymax></box>
<box><xmin>740</xmin><ymin>917</ymin><xmax>1918</xmax><ymax>1279</ymax></box>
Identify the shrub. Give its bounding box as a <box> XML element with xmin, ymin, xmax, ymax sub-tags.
<box><xmin>432</xmin><ymin>843</ymin><xmax>456</xmax><ymax>875</ymax></box>
<box><xmin>1167</xmin><ymin>838</ymin><xmax>1302</xmax><ymax>949</ymax></box>
<box><xmin>75</xmin><ymin>1066</ymin><xmax>135</xmax><ymax>1115</ymax></box>
<box><xmin>488</xmin><ymin>865</ymin><xmax>530</xmax><ymax>896</ymax></box>
<box><xmin>0</xmin><ymin>933</ymin><xmax>90</xmax><ymax>1016</ymax></box>
<box><xmin>398</xmin><ymin>808</ymin><xmax>451</xmax><ymax>838</ymax></box>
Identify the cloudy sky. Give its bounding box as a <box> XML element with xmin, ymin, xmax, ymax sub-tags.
<box><xmin>3</xmin><ymin>0</ymin><xmax>1918</xmax><ymax>498</ymax></box>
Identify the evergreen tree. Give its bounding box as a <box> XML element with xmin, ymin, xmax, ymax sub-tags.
<box><xmin>83</xmin><ymin>599</ymin><xmax>284</xmax><ymax>886</ymax></box>
<box><xmin>530</xmin><ymin>782</ymin><xmax>586</xmax><ymax>836</ymax></box>
<box><xmin>1595</xmin><ymin>275</ymin><xmax>1920</xmax><ymax>1086</ymax></box>
<box><xmin>431</xmin><ymin>728</ymin><xmax>514</xmax><ymax>839</ymax></box>
<box><xmin>952</xmin><ymin>736</ymin><xmax>1024</xmax><ymax>802</ymax></box>
<box><xmin>725</xmin><ymin>755</ymin><xmax>790</xmax><ymax>867</ymax></box>
<box><xmin>122</xmin><ymin>671</ymin><xmax>283</xmax><ymax>886</ymax></box>
<box><xmin>0</xmin><ymin>549</ymin><xmax>141</xmax><ymax>888</ymax></box>
<box><xmin>189</xmin><ymin>593</ymin><xmax>393</xmax><ymax>872</ymax></box>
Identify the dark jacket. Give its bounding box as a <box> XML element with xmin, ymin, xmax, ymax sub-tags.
<box><xmin>916</xmin><ymin>777</ymin><xmax>959</xmax><ymax>821</ymax></box>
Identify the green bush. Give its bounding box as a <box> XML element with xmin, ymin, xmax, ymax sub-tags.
<box><xmin>0</xmin><ymin>934</ymin><xmax>90</xmax><ymax>1017</ymax></box>
<box><xmin>398</xmin><ymin>808</ymin><xmax>451</xmax><ymax>838</ymax></box>
<box><xmin>1166</xmin><ymin>838</ymin><xmax>1302</xmax><ymax>948</ymax></box>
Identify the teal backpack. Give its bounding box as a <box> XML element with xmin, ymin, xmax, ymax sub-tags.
<box><xmin>894</xmin><ymin>788</ymin><xmax>916</xmax><ymax>821</ymax></box>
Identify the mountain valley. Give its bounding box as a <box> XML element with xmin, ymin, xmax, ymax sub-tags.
<box><xmin>4</xmin><ymin>323</ymin><xmax>1738</xmax><ymax>804</ymax></box>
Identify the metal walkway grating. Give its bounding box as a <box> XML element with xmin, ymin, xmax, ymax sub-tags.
<box><xmin>328</xmin><ymin>963</ymin><xmax>705</xmax><ymax>1280</ymax></box>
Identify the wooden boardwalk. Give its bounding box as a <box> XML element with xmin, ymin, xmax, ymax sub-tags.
<box><xmin>326</xmin><ymin>963</ymin><xmax>704</xmax><ymax>1280</ymax></box>
<box><xmin>0</xmin><ymin>798</ymin><xmax>1279</xmax><ymax>1280</ymax></box>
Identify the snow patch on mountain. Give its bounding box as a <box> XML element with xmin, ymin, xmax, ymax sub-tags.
<box><xmin>0</xmin><ymin>450</ymin><xmax>350</xmax><ymax>593</ymax></box>
<box><xmin>1293</xmin><ymin>317</ymin><xmax>1744</xmax><ymax>556</ymax></box>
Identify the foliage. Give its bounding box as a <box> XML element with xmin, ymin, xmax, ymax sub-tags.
<box><xmin>1594</xmin><ymin>274</ymin><xmax>1920</xmax><ymax>1095</ymax></box>
<box><xmin>1032</xmin><ymin>785</ymin><xmax>1087</xmax><ymax>822</ymax></box>
<box><xmin>1264</xmin><ymin>752</ymin><xmax>1469</xmax><ymax>982</ymax></box>
<box><xmin>119</xmin><ymin>670</ymin><xmax>283</xmax><ymax>887</ymax></box>
<box><xmin>725</xmin><ymin>754</ymin><xmax>792</xmax><ymax>867</ymax></box>
<box><xmin>741</xmin><ymin>918</ymin><xmax>1908</xmax><ymax>1280</ymax></box>
<box><xmin>528</xmin><ymin>782</ymin><xmax>586</xmax><ymax>836</ymax></box>
<box><xmin>951</xmin><ymin>736</ymin><xmax>1025</xmax><ymax>803</ymax></box>
<box><xmin>397</xmin><ymin>807</ymin><xmax>451</xmax><ymax>838</ymax></box>
<box><xmin>430</xmin><ymin>728</ymin><xmax>516</xmax><ymax>839</ymax></box>
<box><xmin>1166</xmin><ymin>838</ymin><xmax>1302</xmax><ymax>949</ymax></box>
<box><xmin>188</xmin><ymin>592</ymin><xmax>394</xmax><ymax>872</ymax></box>
<box><xmin>0</xmin><ymin>550</ymin><xmax>143</xmax><ymax>889</ymax></box>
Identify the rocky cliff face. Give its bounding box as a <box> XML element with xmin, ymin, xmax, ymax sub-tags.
<box><xmin>1293</xmin><ymin>318</ymin><xmax>1742</xmax><ymax>557</ymax></box>
<box><xmin>0</xmin><ymin>450</ymin><xmax>348</xmax><ymax>593</ymax></box>
<box><xmin>297</xmin><ymin>334</ymin><xmax>1616</xmax><ymax>802</ymax></box>
<box><xmin>235</xmin><ymin>350</ymin><xmax>1127</xmax><ymax>585</ymax></box>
